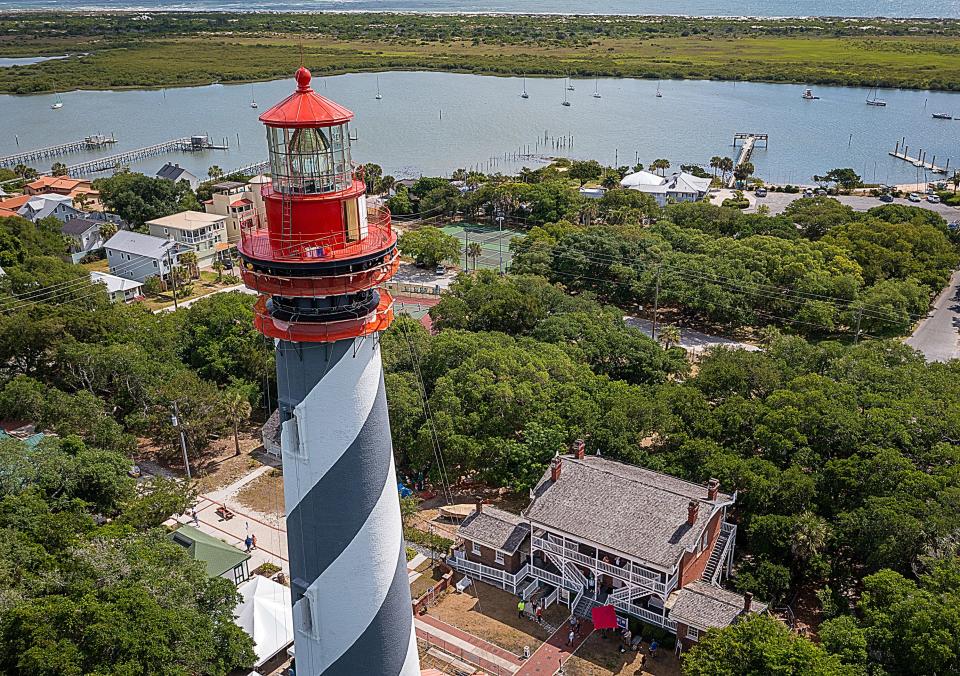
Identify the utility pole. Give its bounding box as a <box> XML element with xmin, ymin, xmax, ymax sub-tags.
<box><xmin>853</xmin><ymin>307</ymin><xmax>863</xmax><ymax>345</ymax></box>
<box><xmin>496</xmin><ymin>214</ymin><xmax>505</xmax><ymax>274</ymax></box>
<box><xmin>166</xmin><ymin>247</ymin><xmax>179</xmax><ymax>311</ymax></box>
<box><xmin>171</xmin><ymin>401</ymin><xmax>192</xmax><ymax>481</ymax></box>
<box><xmin>651</xmin><ymin>265</ymin><xmax>661</xmax><ymax>342</ymax></box>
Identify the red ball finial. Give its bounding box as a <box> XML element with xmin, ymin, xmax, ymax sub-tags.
<box><xmin>295</xmin><ymin>67</ymin><xmax>312</xmax><ymax>92</ymax></box>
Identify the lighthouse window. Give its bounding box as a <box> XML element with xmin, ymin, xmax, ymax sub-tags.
<box><xmin>267</xmin><ymin>123</ymin><xmax>352</xmax><ymax>196</ymax></box>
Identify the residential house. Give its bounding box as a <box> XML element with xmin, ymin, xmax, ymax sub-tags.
<box><xmin>17</xmin><ymin>194</ymin><xmax>80</xmax><ymax>223</ymax></box>
<box><xmin>62</xmin><ymin>217</ymin><xmax>104</xmax><ymax>255</ymax></box>
<box><xmin>452</xmin><ymin>502</ymin><xmax>530</xmax><ymax>587</ymax></box>
<box><xmin>0</xmin><ymin>194</ymin><xmax>32</xmax><ymax>218</ymax></box>
<box><xmin>203</xmin><ymin>175</ymin><xmax>271</xmax><ymax>243</ymax></box>
<box><xmin>24</xmin><ymin>175</ymin><xmax>101</xmax><ymax>210</ymax></box>
<box><xmin>90</xmin><ymin>271</ymin><xmax>144</xmax><ymax>303</ymax></box>
<box><xmin>168</xmin><ymin>524</ymin><xmax>250</xmax><ymax>585</ymax></box>
<box><xmin>147</xmin><ymin>210</ymin><xmax>228</xmax><ymax>268</ymax></box>
<box><xmin>620</xmin><ymin>170</ymin><xmax>711</xmax><ymax>207</ymax></box>
<box><xmin>668</xmin><ymin>582</ymin><xmax>765</xmax><ymax>650</ymax></box>
<box><xmin>448</xmin><ymin>448</ymin><xmax>758</xmax><ymax>650</ymax></box>
<box><xmin>156</xmin><ymin>162</ymin><xmax>200</xmax><ymax>190</ymax></box>
<box><xmin>104</xmin><ymin>230</ymin><xmax>184</xmax><ymax>283</ymax></box>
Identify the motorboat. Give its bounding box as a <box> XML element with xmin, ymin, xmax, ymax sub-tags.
<box><xmin>932</xmin><ymin>112</ymin><xmax>953</xmax><ymax>119</ymax></box>
<box><xmin>802</xmin><ymin>88</ymin><xmax>819</xmax><ymax>100</ymax></box>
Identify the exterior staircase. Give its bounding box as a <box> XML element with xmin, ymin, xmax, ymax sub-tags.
<box><xmin>701</xmin><ymin>525</ymin><xmax>733</xmax><ymax>585</ymax></box>
<box><xmin>573</xmin><ymin>593</ymin><xmax>601</xmax><ymax>619</ymax></box>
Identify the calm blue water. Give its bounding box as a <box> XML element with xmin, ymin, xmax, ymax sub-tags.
<box><xmin>0</xmin><ymin>55</ymin><xmax>66</xmax><ymax>67</ymax></box>
<box><xmin>2</xmin><ymin>0</ymin><xmax>959</xmax><ymax>17</ymax></box>
<box><xmin>2</xmin><ymin>72</ymin><xmax>959</xmax><ymax>186</ymax></box>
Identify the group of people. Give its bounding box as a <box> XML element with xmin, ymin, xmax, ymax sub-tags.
<box><xmin>618</xmin><ymin>627</ymin><xmax>658</xmax><ymax>660</ymax></box>
<box><xmin>516</xmin><ymin>599</ymin><xmax>545</xmax><ymax>624</ymax></box>
<box><xmin>244</xmin><ymin>533</ymin><xmax>258</xmax><ymax>552</ymax></box>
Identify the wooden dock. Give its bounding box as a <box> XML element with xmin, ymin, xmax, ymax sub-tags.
<box><xmin>0</xmin><ymin>134</ymin><xmax>117</xmax><ymax>169</ymax></box>
<box><xmin>226</xmin><ymin>160</ymin><xmax>270</xmax><ymax>177</ymax></box>
<box><xmin>730</xmin><ymin>133</ymin><xmax>768</xmax><ymax>185</ymax></box>
<box><xmin>890</xmin><ymin>139</ymin><xmax>949</xmax><ymax>174</ymax></box>
<box><xmin>66</xmin><ymin>136</ymin><xmax>228</xmax><ymax>177</ymax></box>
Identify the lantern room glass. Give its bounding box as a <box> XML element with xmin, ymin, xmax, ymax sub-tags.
<box><xmin>267</xmin><ymin>123</ymin><xmax>352</xmax><ymax>195</ymax></box>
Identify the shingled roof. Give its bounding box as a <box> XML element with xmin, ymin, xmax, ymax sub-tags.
<box><xmin>458</xmin><ymin>506</ymin><xmax>529</xmax><ymax>555</ymax></box>
<box><xmin>667</xmin><ymin>581</ymin><xmax>767</xmax><ymax>629</ymax></box>
<box><xmin>526</xmin><ymin>455</ymin><xmax>733</xmax><ymax>569</ymax></box>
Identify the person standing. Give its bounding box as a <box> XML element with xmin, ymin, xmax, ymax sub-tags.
<box><xmin>244</xmin><ymin>534</ymin><xmax>253</xmax><ymax>553</ymax></box>
<box><xmin>649</xmin><ymin>639</ymin><xmax>659</xmax><ymax>658</ymax></box>
<box><xmin>518</xmin><ymin>599</ymin><xmax>525</xmax><ymax>619</ymax></box>
<box><xmin>191</xmin><ymin>508</ymin><xmax>199</xmax><ymax>526</ymax></box>
<box><xmin>567</xmin><ymin>629</ymin><xmax>575</xmax><ymax>646</ymax></box>
<box><xmin>251</xmin><ymin>533</ymin><xmax>258</xmax><ymax>550</ymax></box>
<box><xmin>536</xmin><ymin>604</ymin><xmax>543</xmax><ymax>624</ymax></box>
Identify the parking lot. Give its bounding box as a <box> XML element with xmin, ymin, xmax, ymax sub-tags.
<box><xmin>747</xmin><ymin>191</ymin><xmax>959</xmax><ymax>220</ymax></box>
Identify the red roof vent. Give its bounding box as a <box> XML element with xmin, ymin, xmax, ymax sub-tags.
<box><xmin>259</xmin><ymin>67</ymin><xmax>355</xmax><ymax>129</ymax></box>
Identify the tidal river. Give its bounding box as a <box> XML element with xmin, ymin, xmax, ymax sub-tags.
<box><xmin>3</xmin><ymin>71</ymin><xmax>959</xmax><ymax>186</ymax></box>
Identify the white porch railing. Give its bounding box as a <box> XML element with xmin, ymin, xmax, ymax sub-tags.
<box><xmin>530</xmin><ymin>564</ymin><xmax>564</xmax><ymax>589</ymax></box>
<box><xmin>533</xmin><ymin>535</ymin><xmax>668</xmax><ymax>596</ymax></box>
<box><xmin>564</xmin><ymin>560</ymin><xmax>589</xmax><ymax>590</ymax></box>
<box><xmin>543</xmin><ymin>585</ymin><xmax>560</xmax><ymax>609</ymax></box>
<box><xmin>610</xmin><ymin>597</ymin><xmax>676</xmax><ymax>631</ymax></box>
<box><xmin>521</xmin><ymin>577</ymin><xmax>539</xmax><ymax>601</ymax></box>
<box><xmin>446</xmin><ymin>557</ymin><xmax>530</xmax><ymax>594</ymax></box>
<box><xmin>709</xmin><ymin>523</ymin><xmax>737</xmax><ymax>586</ymax></box>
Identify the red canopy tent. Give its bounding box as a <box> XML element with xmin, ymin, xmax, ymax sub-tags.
<box><xmin>591</xmin><ymin>604</ymin><xmax>618</xmax><ymax>630</ymax></box>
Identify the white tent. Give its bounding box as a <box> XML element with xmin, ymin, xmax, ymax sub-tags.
<box><xmin>235</xmin><ymin>575</ymin><xmax>294</xmax><ymax>668</ymax></box>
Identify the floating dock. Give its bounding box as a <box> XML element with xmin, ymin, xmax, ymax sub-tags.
<box><xmin>65</xmin><ymin>135</ymin><xmax>228</xmax><ymax>177</ymax></box>
<box><xmin>890</xmin><ymin>139</ymin><xmax>949</xmax><ymax>175</ymax></box>
<box><xmin>0</xmin><ymin>134</ymin><xmax>117</xmax><ymax>169</ymax></box>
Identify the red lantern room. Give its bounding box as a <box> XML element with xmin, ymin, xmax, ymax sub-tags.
<box><xmin>238</xmin><ymin>67</ymin><xmax>398</xmax><ymax>342</ymax></box>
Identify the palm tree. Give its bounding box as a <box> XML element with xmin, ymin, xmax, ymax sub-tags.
<box><xmin>179</xmin><ymin>251</ymin><xmax>199</xmax><ymax>280</ymax></box>
<box><xmin>651</xmin><ymin>159</ymin><xmax>671</xmax><ymax>176</ymax></box>
<box><xmin>207</xmin><ymin>165</ymin><xmax>224</xmax><ymax>181</ymax></box>
<box><xmin>380</xmin><ymin>175</ymin><xmax>396</xmax><ymax>195</ymax></box>
<box><xmin>659</xmin><ymin>324</ymin><xmax>681</xmax><ymax>349</ymax></box>
<box><xmin>710</xmin><ymin>156</ymin><xmax>723</xmax><ymax>177</ymax></box>
<box><xmin>223</xmin><ymin>391</ymin><xmax>252</xmax><ymax>457</ymax></box>
<box><xmin>600</xmin><ymin>171</ymin><xmax>621</xmax><ymax>190</ymax></box>
<box><xmin>72</xmin><ymin>192</ymin><xmax>91</xmax><ymax>211</ymax></box>
<box><xmin>212</xmin><ymin>259</ymin><xmax>224</xmax><ymax>283</ymax></box>
<box><xmin>952</xmin><ymin>170</ymin><xmax>960</xmax><ymax>194</ymax></box>
<box><xmin>51</xmin><ymin>162</ymin><xmax>68</xmax><ymax>177</ymax></box>
<box><xmin>467</xmin><ymin>241</ymin><xmax>482</xmax><ymax>270</ymax></box>
<box><xmin>98</xmin><ymin>221</ymin><xmax>118</xmax><ymax>243</ymax></box>
<box><xmin>632</xmin><ymin>163</ymin><xmax>644</xmax><ymax>173</ymax></box>
<box><xmin>13</xmin><ymin>163</ymin><xmax>37</xmax><ymax>180</ymax></box>
<box><xmin>790</xmin><ymin>513</ymin><xmax>829</xmax><ymax>563</ymax></box>
<box><xmin>720</xmin><ymin>157</ymin><xmax>735</xmax><ymax>183</ymax></box>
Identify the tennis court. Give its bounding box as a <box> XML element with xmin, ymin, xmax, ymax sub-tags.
<box><xmin>440</xmin><ymin>223</ymin><xmax>525</xmax><ymax>272</ymax></box>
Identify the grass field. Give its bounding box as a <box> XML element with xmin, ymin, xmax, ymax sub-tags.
<box><xmin>2</xmin><ymin>13</ymin><xmax>960</xmax><ymax>93</ymax></box>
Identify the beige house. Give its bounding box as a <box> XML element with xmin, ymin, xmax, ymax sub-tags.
<box><xmin>204</xmin><ymin>175</ymin><xmax>271</xmax><ymax>244</ymax></box>
<box><xmin>147</xmin><ymin>210</ymin><xmax>228</xmax><ymax>268</ymax></box>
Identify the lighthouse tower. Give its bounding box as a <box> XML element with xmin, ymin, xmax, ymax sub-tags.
<box><xmin>238</xmin><ymin>68</ymin><xmax>419</xmax><ymax>675</ymax></box>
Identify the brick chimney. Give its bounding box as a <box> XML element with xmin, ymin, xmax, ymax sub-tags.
<box><xmin>743</xmin><ymin>592</ymin><xmax>753</xmax><ymax>613</ymax></box>
<box><xmin>550</xmin><ymin>456</ymin><xmax>563</xmax><ymax>482</ymax></box>
<box><xmin>475</xmin><ymin>497</ymin><xmax>483</xmax><ymax>514</ymax></box>
<box><xmin>687</xmin><ymin>500</ymin><xmax>699</xmax><ymax>526</ymax></box>
<box><xmin>707</xmin><ymin>478</ymin><xmax>720</xmax><ymax>501</ymax></box>
<box><xmin>573</xmin><ymin>439</ymin><xmax>585</xmax><ymax>460</ymax></box>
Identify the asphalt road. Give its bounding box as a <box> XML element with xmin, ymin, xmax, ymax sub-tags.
<box><xmin>623</xmin><ymin>316</ymin><xmax>759</xmax><ymax>355</ymax></box>
<box><xmin>905</xmin><ymin>270</ymin><xmax>960</xmax><ymax>362</ymax></box>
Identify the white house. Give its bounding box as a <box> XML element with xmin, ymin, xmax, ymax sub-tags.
<box><xmin>90</xmin><ymin>271</ymin><xmax>144</xmax><ymax>303</ymax></box>
<box><xmin>147</xmin><ymin>211</ymin><xmax>228</xmax><ymax>268</ymax></box>
<box><xmin>104</xmin><ymin>230</ymin><xmax>184</xmax><ymax>283</ymax></box>
<box><xmin>620</xmin><ymin>170</ymin><xmax>711</xmax><ymax>207</ymax></box>
<box><xmin>17</xmin><ymin>194</ymin><xmax>81</xmax><ymax>223</ymax></box>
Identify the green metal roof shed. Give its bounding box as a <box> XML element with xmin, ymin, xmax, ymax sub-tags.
<box><xmin>169</xmin><ymin>524</ymin><xmax>251</xmax><ymax>585</ymax></box>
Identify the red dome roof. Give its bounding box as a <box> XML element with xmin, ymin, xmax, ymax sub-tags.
<box><xmin>259</xmin><ymin>67</ymin><xmax>354</xmax><ymax>128</ymax></box>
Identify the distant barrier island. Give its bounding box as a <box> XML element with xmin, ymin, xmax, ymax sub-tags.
<box><xmin>2</xmin><ymin>12</ymin><xmax>960</xmax><ymax>93</ymax></box>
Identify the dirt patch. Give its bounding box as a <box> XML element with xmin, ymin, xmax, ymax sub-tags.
<box><xmin>564</xmin><ymin>632</ymin><xmax>682</xmax><ymax>676</ymax></box>
<box><xmin>428</xmin><ymin>581</ymin><xmax>565</xmax><ymax>655</ymax></box>
<box><xmin>409</xmin><ymin>483</ymin><xmax>530</xmax><ymax>541</ymax></box>
<box><xmin>235</xmin><ymin>469</ymin><xmax>285</xmax><ymax>517</ymax></box>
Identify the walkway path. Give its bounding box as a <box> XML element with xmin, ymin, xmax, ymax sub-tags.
<box><xmin>517</xmin><ymin>620</ymin><xmax>594</xmax><ymax>675</ymax></box>
<box><xmin>416</xmin><ymin>614</ymin><xmax>524</xmax><ymax>675</ymax></box>
<box><xmin>624</xmin><ymin>316</ymin><xmax>759</xmax><ymax>355</ymax></box>
<box><xmin>905</xmin><ymin>269</ymin><xmax>960</xmax><ymax>362</ymax></box>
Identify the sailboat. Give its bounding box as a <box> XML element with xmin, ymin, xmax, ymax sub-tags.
<box><xmin>521</xmin><ymin>75</ymin><xmax>529</xmax><ymax>99</ymax></box>
<box><xmin>250</xmin><ymin>86</ymin><xmax>258</xmax><ymax>109</ymax></box>
<box><xmin>592</xmin><ymin>76</ymin><xmax>601</xmax><ymax>99</ymax></box>
<box><xmin>566</xmin><ymin>76</ymin><xmax>575</xmax><ymax>92</ymax></box>
<box><xmin>375</xmin><ymin>75</ymin><xmax>382</xmax><ymax>100</ymax></box>
<box><xmin>562</xmin><ymin>81</ymin><xmax>571</xmax><ymax>107</ymax></box>
<box><xmin>655</xmin><ymin>81</ymin><xmax>662</xmax><ymax>98</ymax></box>
<box><xmin>866</xmin><ymin>83</ymin><xmax>886</xmax><ymax>107</ymax></box>
<box><xmin>50</xmin><ymin>93</ymin><xmax>63</xmax><ymax>110</ymax></box>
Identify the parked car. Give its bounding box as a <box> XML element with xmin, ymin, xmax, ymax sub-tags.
<box><xmin>879</xmin><ymin>193</ymin><xmax>894</xmax><ymax>203</ymax></box>
<box><xmin>927</xmin><ymin>194</ymin><xmax>941</xmax><ymax>204</ymax></box>
<box><xmin>908</xmin><ymin>192</ymin><xmax>922</xmax><ymax>202</ymax></box>
<box><xmin>814</xmin><ymin>188</ymin><xmax>827</xmax><ymax>196</ymax></box>
<box><xmin>435</xmin><ymin>265</ymin><xmax>445</xmax><ymax>275</ymax></box>
<box><xmin>755</xmin><ymin>187</ymin><xmax>767</xmax><ymax>197</ymax></box>
<box><xmin>803</xmin><ymin>188</ymin><xmax>814</xmax><ymax>197</ymax></box>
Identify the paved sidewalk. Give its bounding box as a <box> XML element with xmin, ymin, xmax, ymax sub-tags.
<box><xmin>416</xmin><ymin>614</ymin><xmax>524</xmax><ymax>675</ymax></box>
<box><xmin>516</xmin><ymin>619</ymin><xmax>594</xmax><ymax>675</ymax></box>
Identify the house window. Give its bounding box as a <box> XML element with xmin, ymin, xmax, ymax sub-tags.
<box><xmin>699</xmin><ymin>531</ymin><xmax>709</xmax><ymax>554</ymax></box>
<box><xmin>686</xmin><ymin>625</ymin><xmax>700</xmax><ymax>641</ymax></box>
<box><xmin>472</xmin><ymin>542</ymin><xmax>480</xmax><ymax>555</ymax></box>
<box><xmin>153</xmin><ymin>260</ymin><xmax>158</xmax><ymax>267</ymax></box>
<box><xmin>495</xmin><ymin>551</ymin><xmax>505</xmax><ymax>565</ymax></box>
